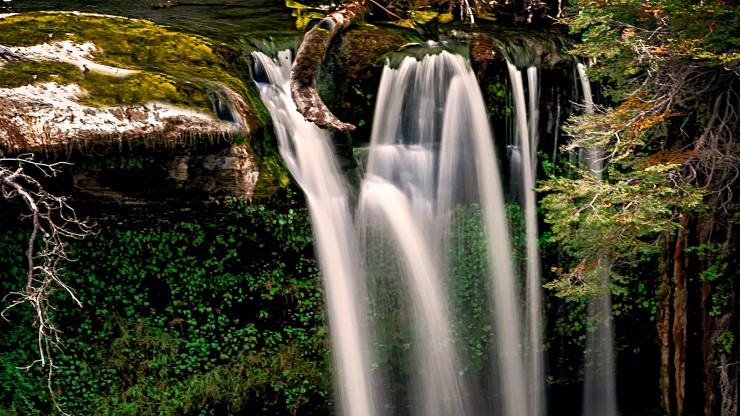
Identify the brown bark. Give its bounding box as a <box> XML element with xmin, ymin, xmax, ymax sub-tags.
<box><xmin>656</xmin><ymin>231</ymin><xmax>673</xmax><ymax>415</ymax></box>
<box><xmin>290</xmin><ymin>0</ymin><xmax>368</xmax><ymax>131</ymax></box>
<box><xmin>673</xmin><ymin>212</ymin><xmax>691</xmax><ymax>416</ymax></box>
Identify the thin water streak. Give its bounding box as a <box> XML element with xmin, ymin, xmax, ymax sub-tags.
<box><xmin>577</xmin><ymin>61</ymin><xmax>617</xmax><ymax>416</ymax></box>
<box><xmin>253</xmin><ymin>50</ymin><xmax>378</xmax><ymax>416</ymax></box>
<box><xmin>506</xmin><ymin>61</ymin><xmax>546</xmax><ymax>416</ymax></box>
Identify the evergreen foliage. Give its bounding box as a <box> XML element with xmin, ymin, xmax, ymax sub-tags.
<box><xmin>540</xmin><ymin>0</ymin><xmax>738</xmax><ymax>413</ymax></box>
<box><xmin>542</xmin><ymin>0</ymin><xmax>738</xmax><ymax>299</ymax></box>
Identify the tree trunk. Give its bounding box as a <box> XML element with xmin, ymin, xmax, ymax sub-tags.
<box><xmin>656</xmin><ymin>231</ymin><xmax>672</xmax><ymax>415</ymax></box>
<box><xmin>290</xmin><ymin>0</ymin><xmax>368</xmax><ymax>131</ymax></box>
<box><xmin>702</xmin><ymin>279</ymin><xmax>715</xmax><ymax>416</ymax></box>
<box><xmin>718</xmin><ymin>312</ymin><xmax>738</xmax><ymax>416</ymax></box>
<box><xmin>673</xmin><ymin>212</ymin><xmax>690</xmax><ymax>416</ymax></box>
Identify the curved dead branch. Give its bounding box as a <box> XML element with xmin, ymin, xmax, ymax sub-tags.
<box><xmin>1</xmin><ymin>153</ymin><xmax>94</xmax><ymax>415</ymax></box>
<box><xmin>290</xmin><ymin>0</ymin><xmax>368</xmax><ymax>131</ymax></box>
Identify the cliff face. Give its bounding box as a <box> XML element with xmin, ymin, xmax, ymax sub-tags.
<box><xmin>0</xmin><ymin>8</ymin><xmax>571</xmax><ymax>203</ymax></box>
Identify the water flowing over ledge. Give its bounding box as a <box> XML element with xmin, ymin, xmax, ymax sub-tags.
<box><xmin>257</xmin><ymin>46</ymin><xmax>545</xmax><ymax>416</ymax></box>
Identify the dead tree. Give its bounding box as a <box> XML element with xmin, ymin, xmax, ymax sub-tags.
<box><xmin>290</xmin><ymin>0</ymin><xmax>369</xmax><ymax>131</ymax></box>
<box><xmin>0</xmin><ymin>152</ymin><xmax>94</xmax><ymax>413</ymax></box>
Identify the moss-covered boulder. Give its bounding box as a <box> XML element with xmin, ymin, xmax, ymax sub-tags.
<box><xmin>0</xmin><ymin>12</ymin><xmax>266</xmax><ymax>153</ymax></box>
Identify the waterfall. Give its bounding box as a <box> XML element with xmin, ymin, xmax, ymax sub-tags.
<box><xmin>506</xmin><ymin>61</ymin><xmax>546</xmax><ymax>416</ymax></box>
<box><xmin>577</xmin><ymin>63</ymin><xmax>595</xmax><ymax>115</ymax></box>
<box><xmin>253</xmin><ymin>50</ymin><xmax>378</xmax><ymax>416</ymax></box>
<box><xmin>577</xmin><ymin>62</ymin><xmax>617</xmax><ymax>416</ymax></box>
<box><xmin>256</xmin><ymin>47</ymin><xmax>538</xmax><ymax>416</ymax></box>
<box><xmin>363</xmin><ymin>50</ymin><xmax>529</xmax><ymax>416</ymax></box>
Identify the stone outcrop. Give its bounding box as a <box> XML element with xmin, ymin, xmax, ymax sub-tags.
<box><xmin>68</xmin><ymin>143</ymin><xmax>260</xmax><ymax>221</ymax></box>
<box><xmin>0</xmin><ymin>12</ymin><xmax>265</xmax><ymax>200</ymax></box>
<box><xmin>166</xmin><ymin>144</ymin><xmax>259</xmax><ymax>198</ymax></box>
<box><xmin>0</xmin><ymin>12</ymin><xmax>263</xmax><ymax>154</ymax></box>
<box><xmin>0</xmin><ymin>82</ymin><xmax>239</xmax><ymax>152</ymax></box>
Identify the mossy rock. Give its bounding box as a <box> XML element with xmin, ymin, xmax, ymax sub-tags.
<box><xmin>319</xmin><ymin>23</ymin><xmax>409</xmax><ymax>145</ymax></box>
<box><xmin>0</xmin><ymin>12</ymin><xmax>267</xmax><ymax>143</ymax></box>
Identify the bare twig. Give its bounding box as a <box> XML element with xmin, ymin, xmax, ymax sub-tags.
<box><xmin>1</xmin><ymin>152</ymin><xmax>94</xmax><ymax>415</ymax></box>
<box><xmin>369</xmin><ymin>0</ymin><xmax>402</xmax><ymax>20</ymax></box>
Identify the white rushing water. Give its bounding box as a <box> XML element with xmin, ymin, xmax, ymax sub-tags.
<box><xmin>577</xmin><ymin>62</ymin><xmax>617</xmax><ymax>416</ymax></box>
<box><xmin>253</xmin><ymin>50</ymin><xmax>378</xmax><ymax>416</ymax></box>
<box><xmin>257</xmin><ymin>48</ymin><xmax>539</xmax><ymax>416</ymax></box>
<box><xmin>362</xmin><ymin>51</ymin><xmax>530</xmax><ymax>416</ymax></box>
<box><xmin>506</xmin><ymin>61</ymin><xmax>546</xmax><ymax>416</ymax></box>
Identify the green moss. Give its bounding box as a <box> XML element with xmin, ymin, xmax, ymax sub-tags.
<box><xmin>251</xmin><ymin>155</ymin><xmax>292</xmax><ymax>200</ymax></box>
<box><xmin>78</xmin><ymin>72</ymin><xmax>211</xmax><ymax>111</ymax></box>
<box><xmin>0</xmin><ymin>61</ymin><xmax>81</xmax><ymax>88</ymax></box>
<box><xmin>0</xmin><ymin>12</ymin><xmax>234</xmax><ymax>86</ymax></box>
<box><xmin>0</xmin><ymin>60</ymin><xmax>214</xmax><ymax>112</ymax></box>
<box><xmin>243</xmin><ymin>81</ymin><xmax>272</xmax><ymax>128</ymax></box>
<box><xmin>411</xmin><ymin>11</ymin><xmax>439</xmax><ymax>25</ymax></box>
<box><xmin>0</xmin><ymin>12</ymin><xmax>265</xmax><ymax>133</ymax></box>
<box><xmin>438</xmin><ymin>12</ymin><xmax>455</xmax><ymax>24</ymax></box>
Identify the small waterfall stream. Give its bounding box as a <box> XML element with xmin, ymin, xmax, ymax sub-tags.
<box><xmin>577</xmin><ymin>62</ymin><xmax>617</xmax><ymax>416</ymax></box>
<box><xmin>253</xmin><ymin>50</ymin><xmax>378</xmax><ymax>416</ymax></box>
<box><xmin>506</xmin><ymin>61</ymin><xmax>546</xmax><ymax>416</ymax></box>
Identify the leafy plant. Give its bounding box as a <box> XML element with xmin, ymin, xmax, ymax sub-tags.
<box><xmin>0</xmin><ymin>196</ymin><xmax>330</xmax><ymax>415</ymax></box>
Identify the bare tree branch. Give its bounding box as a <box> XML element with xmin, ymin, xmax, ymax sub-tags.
<box><xmin>290</xmin><ymin>0</ymin><xmax>368</xmax><ymax>131</ymax></box>
<box><xmin>1</xmin><ymin>152</ymin><xmax>94</xmax><ymax>415</ymax></box>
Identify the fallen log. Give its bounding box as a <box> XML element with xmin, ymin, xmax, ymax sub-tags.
<box><xmin>290</xmin><ymin>0</ymin><xmax>368</xmax><ymax>131</ymax></box>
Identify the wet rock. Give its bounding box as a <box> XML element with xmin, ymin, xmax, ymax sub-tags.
<box><xmin>179</xmin><ymin>144</ymin><xmax>259</xmax><ymax>198</ymax></box>
<box><xmin>320</xmin><ymin>24</ymin><xmax>408</xmax><ymax>142</ymax></box>
<box><xmin>68</xmin><ymin>142</ymin><xmax>259</xmax><ymax>222</ymax></box>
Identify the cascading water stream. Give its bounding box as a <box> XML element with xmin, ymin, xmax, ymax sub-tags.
<box><xmin>256</xmin><ymin>47</ymin><xmax>539</xmax><ymax>416</ymax></box>
<box><xmin>253</xmin><ymin>50</ymin><xmax>378</xmax><ymax>416</ymax></box>
<box><xmin>577</xmin><ymin>62</ymin><xmax>617</xmax><ymax>416</ymax></box>
<box><xmin>506</xmin><ymin>61</ymin><xmax>546</xmax><ymax>416</ymax></box>
<box><xmin>357</xmin><ymin>177</ymin><xmax>468</xmax><ymax>416</ymax></box>
<box><xmin>362</xmin><ymin>50</ymin><xmax>530</xmax><ymax>416</ymax></box>
<box><xmin>577</xmin><ymin>63</ymin><xmax>594</xmax><ymax>114</ymax></box>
